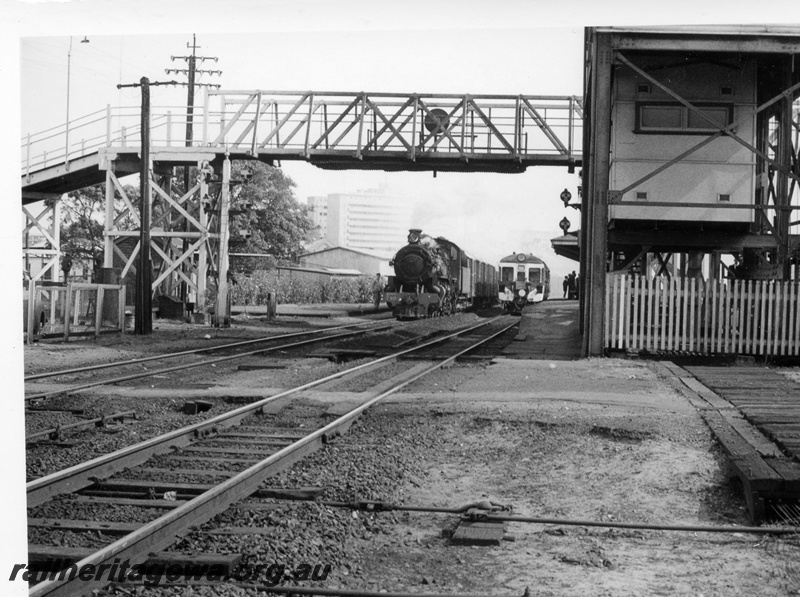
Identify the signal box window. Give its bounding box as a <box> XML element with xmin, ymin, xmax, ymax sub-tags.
<box><xmin>636</xmin><ymin>102</ymin><xmax>733</xmax><ymax>134</ymax></box>
<box><xmin>641</xmin><ymin>105</ymin><xmax>682</xmax><ymax>129</ymax></box>
<box><xmin>687</xmin><ymin>106</ymin><xmax>729</xmax><ymax>129</ymax></box>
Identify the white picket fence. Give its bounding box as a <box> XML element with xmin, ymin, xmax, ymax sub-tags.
<box><xmin>605</xmin><ymin>275</ymin><xmax>800</xmax><ymax>356</ymax></box>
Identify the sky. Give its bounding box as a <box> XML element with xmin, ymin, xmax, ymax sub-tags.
<box><xmin>3</xmin><ymin>0</ymin><xmax>796</xmax><ymax>591</ymax></box>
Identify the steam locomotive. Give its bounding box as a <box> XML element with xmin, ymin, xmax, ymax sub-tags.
<box><xmin>384</xmin><ymin>229</ymin><xmax>497</xmax><ymax>319</ymax></box>
<box><xmin>498</xmin><ymin>253</ymin><xmax>551</xmax><ymax>314</ymax></box>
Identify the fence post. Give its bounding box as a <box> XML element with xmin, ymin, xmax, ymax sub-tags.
<box><xmin>790</xmin><ymin>282</ymin><xmax>797</xmax><ymax>356</ymax></box>
<box><xmin>64</xmin><ymin>282</ymin><xmax>73</xmax><ymax>342</ymax></box>
<box><xmin>95</xmin><ymin>285</ymin><xmax>105</xmax><ymax>338</ymax></box>
<box><xmin>664</xmin><ymin>276</ymin><xmax>677</xmax><ymax>350</ymax></box>
<box><xmin>26</xmin><ymin>280</ymin><xmax>36</xmax><ymax>345</ymax></box>
<box><xmin>631</xmin><ymin>275</ymin><xmax>639</xmax><ymax>350</ymax></box>
<box><xmin>267</xmin><ymin>291</ymin><xmax>277</xmax><ymax>322</ymax></box>
<box><xmin>781</xmin><ymin>281</ymin><xmax>789</xmax><ymax>355</ymax></box>
<box><xmin>73</xmin><ymin>289</ymin><xmax>81</xmax><ymax>327</ymax></box>
<box><xmin>686</xmin><ymin>277</ymin><xmax>693</xmax><ymax>351</ymax></box>
<box><xmin>766</xmin><ymin>281</ymin><xmax>774</xmax><ymax>356</ymax></box>
<box><xmin>646</xmin><ymin>277</ymin><xmax>654</xmax><ymax>351</ymax></box>
<box><xmin>604</xmin><ymin>276</ymin><xmax>610</xmax><ymax>351</ymax></box>
<box><xmin>119</xmin><ymin>284</ymin><xmax>126</xmax><ymax>334</ymax></box>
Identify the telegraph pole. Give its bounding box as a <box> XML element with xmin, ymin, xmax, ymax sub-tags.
<box><xmin>117</xmin><ymin>76</ymin><xmax>177</xmax><ymax>335</ymax></box>
<box><xmin>165</xmin><ymin>35</ymin><xmax>222</xmax><ymax>303</ymax></box>
<box><xmin>166</xmin><ymin>34</ymin><xmax>221</xmax><ymax>150</ymax></box>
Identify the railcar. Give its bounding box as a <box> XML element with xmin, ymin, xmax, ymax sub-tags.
<box><xmin>497</xmin><ymin>253</ymin><xmax>550</xmax><ymax>314</ymax></box>
<box><xmin>384</xmin><ymin>229</ymin><xmax>497</xmax><ymax>319</ymax></box>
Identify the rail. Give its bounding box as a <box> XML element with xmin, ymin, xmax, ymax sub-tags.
<box><xmin>24</xmin><ymin>319</ymin><xmax>394</xmax><ymax>381</ymax></box>
<box><xmin>21</xmin><ymin>90</ymin><xmax>584</xmax><ymax>179</ymax></box>
<box><xmin>24</xmin><ymin>321</ymin><xmax>398</xmax><ymax>402</ymax></box>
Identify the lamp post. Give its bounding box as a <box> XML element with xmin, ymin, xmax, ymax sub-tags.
<box><xmin>65</xmin><ymin>36</ymin><xmax>89</xmax><ymax>170</ymax></box>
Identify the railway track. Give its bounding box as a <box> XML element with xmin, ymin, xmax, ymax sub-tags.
<box><xmin>24</xmin><ymin>320</ymin><xmax>400</xmax><ymax>403</ymax></box>
<box><xmin>26</xmin><ymin>315</ymin><xmax>518</xmax><ymax>597</ymax></box>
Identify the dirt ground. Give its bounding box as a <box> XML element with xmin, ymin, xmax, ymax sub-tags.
<box><xmin>301</xmin><ymin>358</ymin><xmax>800</xmax><ymax>597</ymax></box>
<box><xmin>14</xmin><ymin>316</ymin><xmax>800</xmax><ymax>596</ymax></box>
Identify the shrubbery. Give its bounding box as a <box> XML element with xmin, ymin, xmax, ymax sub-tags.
<box><xmin>230</xmin><ymin>270</ymin><xmax>374</xmax><ymax>305</ymax></box>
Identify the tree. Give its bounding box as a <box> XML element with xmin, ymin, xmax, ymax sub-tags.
<box><xmin>59</xmin><ymin>184</ymin><xmax>138</xmax><ymax>281</ymax></box>
<box><xmin>228</xmin><ymin>161</ymin><xmax>313</xmax><ymax>273</ymax></box>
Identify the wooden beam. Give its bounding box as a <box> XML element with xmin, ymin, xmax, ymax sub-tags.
<box><xmin>585</xmin><ymin>32</ymin><xmax>613</xmax><ymax>357</ymax></box>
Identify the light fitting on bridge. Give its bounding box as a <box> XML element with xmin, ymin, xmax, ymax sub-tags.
<box><xmin>559</xmin><ymin>217</ymin><xmax>571</xmax><ymax>234</ymax></box>
<box><xmin>80</xmin><ymin>36</ymin><xmax>90</xmax><ymax>44</ymax></box>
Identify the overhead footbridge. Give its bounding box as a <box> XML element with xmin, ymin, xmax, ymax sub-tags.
<box><xmin>21</xmin><ymin>90</ymin><xmax>583</xmax><ymax>199</ymax></box>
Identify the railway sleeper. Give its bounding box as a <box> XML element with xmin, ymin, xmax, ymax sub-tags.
<box><xmin>27</xmin><ymin>410</ymin><xmax>137</xmax><ymax>443</ymax></box>
<box><xmin>82</xmin><ymin>479</ymin><xmax>324</xmax><ymax>500</ymax></box>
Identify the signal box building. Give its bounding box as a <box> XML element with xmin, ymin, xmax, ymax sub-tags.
<box><xmin>581</xmin><ymin>27</ymin><xmax>800</xmax><ymax>357</ymax></box>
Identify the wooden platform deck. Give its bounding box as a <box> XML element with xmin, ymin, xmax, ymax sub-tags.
<box><xmin>687</xmin><ymin>366</ymin><xmax>800</xmax><ymax>461</ymax></box>
<box><xmin>656</xmin><ymin>362</ymin><xmax>800</xmax><ymax>523</ymax></box>
<box><xmin>501</xmin><ymin>300</ymin><xmax>582</xmax><ymax>360</ymax></box>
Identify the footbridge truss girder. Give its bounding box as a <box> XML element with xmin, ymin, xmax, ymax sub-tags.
<box><xmin>21</xmin><ymin>90</ymin><xmax>584</xmax><ymax>196</ymax></box>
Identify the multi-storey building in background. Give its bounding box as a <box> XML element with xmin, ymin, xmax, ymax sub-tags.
<box><xmin>306</xmin><ymin>195</ymin><xmax>329</xmax><ymax>239</ymax></box>
<box><xmin>306</xmin><ymin>188</ymin><xmax>413</xmax><ymax>253</ymax></box>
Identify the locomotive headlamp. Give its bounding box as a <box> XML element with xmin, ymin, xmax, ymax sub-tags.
<box><xmin>518</xmin><ymin>289</ymin><xmax>526</xmax><ymax>297</ymax></box>
<box><xmin>407</xmin><ymin>229</ymin><xmax>422</xmax><ymax>244</ymax></box>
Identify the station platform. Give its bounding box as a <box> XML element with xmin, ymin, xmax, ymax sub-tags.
<box><xmin>502</xmin><ymin>299</ymin><xmax>582</xmax><ymax>360</ymax></box>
